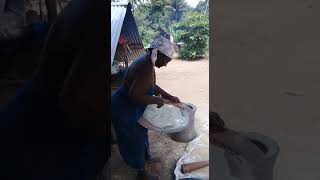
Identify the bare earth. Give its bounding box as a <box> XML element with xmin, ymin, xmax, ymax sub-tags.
<box><xmin>211</xmin><ymin>0</ymin><xmax>320</xmax><ymax>179</ymax></box>
<box><xmin>155</xmin><ymin>58</ymin><xmax>209</xmax><ymax>178</ymax></box>
<box><xmin>110</xmin><ymin>58</ymin><xmax>209</xmax><ymax>179</ymax></box>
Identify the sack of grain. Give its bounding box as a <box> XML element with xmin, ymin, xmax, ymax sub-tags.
<box><xmin>138</xmin><ymin>102</ymin><xmax>193</xmax><ymax>133</ymax></box>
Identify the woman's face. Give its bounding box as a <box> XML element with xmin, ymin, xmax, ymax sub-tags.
<box><xmin>155</xmin><ymin>51</ymin><xmax>172</xmax><ymax>68</ymax></box>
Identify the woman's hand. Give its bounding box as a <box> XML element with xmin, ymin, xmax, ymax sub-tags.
<box><xmin>168</xmin><ymin>96</ymin><xmax>180</xmax><ymax>103</ymax></box>
<box><xmin>155</xmin><ymin>85</ymin><xmax>180</xmax><ymax>103</ymax></box>
<box><xmin>154</xmin><ymin>97</ymin><xmax>165</xmax><ymax>108</ymax></box>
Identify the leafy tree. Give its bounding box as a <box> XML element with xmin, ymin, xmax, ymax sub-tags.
<box><xmin>165</xmin><ymin>0</ymin><xmax>189</xmax><ymax>22</ymax></box>
<box><xmin>172</xmin><ymin>11</ymin><xmax>209</xmax><ymax>59</ymax></box>
<box><xmin>129</xmin><ymin>0</ymin><xmax>143</xmax><ymax>5</ymax></box>
<box><xmin>195</xmin><ymin>0</ymin><xmax>209</xmax><ymax>13</ymax></box>
<box><xmin>133</xmin><ymin>0</ymin><xmax>171</xmax><ymax>46</ymax></box>
<box><xmin>133</xmin><ymin>0</ymin><xmax>205</xmax><ymax>51</ymax></box>
<box><xmin>128</xmin><ymin>0</ymin><xmax>144</xmax><ymax>10</ymax></box>
<box><xmin>147</xmin><ymin>0</ymin><xmax>170</xmax><ymax>29</ymax></box>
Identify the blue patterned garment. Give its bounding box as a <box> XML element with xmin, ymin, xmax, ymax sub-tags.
<box><xmin>112</xmin><ymin>80</ymin><xmax>155</xmax><ymax>170</ymax></box>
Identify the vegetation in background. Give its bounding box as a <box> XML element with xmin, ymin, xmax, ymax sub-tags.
<box><xmin>133</xmin><ymin>0</ymin><xmax>209</xmax><ymax>59</ymax></box>
<box><xmin>165</xmin><ymin>0</ymin><xmax>189</xmax><ymax>22</ymax></box>
<box><xmin>171</xmin><ymin>11</ymin><xmax>209</xmax><ymax>59</ymax></box>
<box><xmin>134</xmin><ymin>0</ymin><xmax>172</xmax><ymax>46</ymax></box>
<box><xmin>195</xmin><ymin>0</ymin><xmax>209</xmax><ymax>13</ymax></box>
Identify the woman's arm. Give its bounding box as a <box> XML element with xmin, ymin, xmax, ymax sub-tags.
<box><xmin>129</xmin><ymin>68</ymin><xmax>164</xmax><ymax>107</ymax></box>
<box><xmin>155</xmin><ymin>84</ymin><xmax>180</xmax><ymax>103</ymax></box>
<box><xmin>155</xmin><ymin>84</ymin><xmax>172</xmax><ymax>99</ymax></box>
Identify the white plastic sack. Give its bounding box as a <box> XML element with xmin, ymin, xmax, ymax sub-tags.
<box><xmin>138</xmin><ymin>103</ymin><xmax>191</xmax><ymax>133</ymax></box>
<box><xmin>174</xmin><ymin>136</ymin><xmax>209</xmax><ymax>180</ymax></box>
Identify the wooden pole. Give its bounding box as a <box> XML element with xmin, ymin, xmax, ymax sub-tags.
<box><xmin>181</xmin><ymin>160</ymin><xmax>209</xmax><ymax>174</ymax></box>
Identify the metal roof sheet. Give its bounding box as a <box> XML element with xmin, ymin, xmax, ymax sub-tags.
<box><xmin>111</xmin><ymin>1</ymin><xmax>128</xmax><ymax>65</ymax></box>
<box><xmin>111</xmin><ymin>1</ymin><xmax>145</xmax><ymax>74</ymax></box>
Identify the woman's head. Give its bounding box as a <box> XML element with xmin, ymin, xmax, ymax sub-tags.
<box><xmin>149</xmin><ymin>31</ymin><xmax>175</xmax><ymax>68</ymax></box>
<box><xmin>155</xmin><ymin>50</ymin><xmax>172</xmax><ymax>68</ymax></box>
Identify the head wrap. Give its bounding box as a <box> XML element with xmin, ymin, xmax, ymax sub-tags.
<box><xmin>149</xmin><ymin>32</ymin><xmax>175</xmax><ymax>66</ymax></box>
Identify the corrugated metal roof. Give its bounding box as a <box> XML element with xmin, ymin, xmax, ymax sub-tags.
<box><xmin>111</xmin><ymin>1</ymin><xmax>128</xmax><ymax>65</ymax></box>
<box><xmin>111</xmin><ymin>1</ymin><xmax>145</xmax><ymax>74</ymax></box>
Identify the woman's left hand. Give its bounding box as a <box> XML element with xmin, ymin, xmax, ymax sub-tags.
<box><xmin>168</xmin><ymin>96</ymin><xmax>180</xmax><ymax>103</ymax></box>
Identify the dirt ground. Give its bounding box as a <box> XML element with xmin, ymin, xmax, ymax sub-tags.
<box><xmin>0</xmin><ymin>57</ymin><xmax>209</xmax><ymax>180</ymax></box>
<box><xmin>211</xmin><ymin>0</ymin><xmax>320</xmax><ymax>179</ymax></box>
<box><xmin>109</xmin><ymin>57</ymin><xmax>209</xmax><ymax>179</ymax></box>
<box><xmin>156</xmin><ymin>57</ymin><xmax>209</xmax><ymax>142</ymax></box>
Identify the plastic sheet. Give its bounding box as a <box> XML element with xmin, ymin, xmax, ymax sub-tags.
<box><xmin>138</xmin><ymin>103</ymin><xmax>193</xmax><ymax>133</ymax></box>
<box><xmin>174</xmin><ymin>136</ymin><xmax>209</xmax><ymax>180</ymax></box>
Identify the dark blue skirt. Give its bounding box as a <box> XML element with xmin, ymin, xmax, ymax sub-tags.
<box><xmin>112</xmin><ymin>85</ymin><xmax>154</xmax><ymax>170</ymax></box>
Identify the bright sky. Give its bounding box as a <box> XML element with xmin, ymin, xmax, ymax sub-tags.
<box><xmin>185</xmin><ymin>0</ymin><xmax>201</xmax><ymax>8</ymax></box>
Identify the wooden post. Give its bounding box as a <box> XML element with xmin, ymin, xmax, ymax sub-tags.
<box><xmin>181</xmin><ymin>160</ymin><xmax>209</xmax><ymax>174</ymax></box>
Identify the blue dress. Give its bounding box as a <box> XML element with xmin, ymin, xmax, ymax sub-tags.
<box><xmin>112</xmin><ymin>83</ymin><xmax>155</xmax><ymax>170</ymax></box>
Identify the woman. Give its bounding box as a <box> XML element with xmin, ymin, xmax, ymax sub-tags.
<box><xmin>112</xmin><ymin>33</ymin><xmax>180</xmax><ymax>179</ymax></box>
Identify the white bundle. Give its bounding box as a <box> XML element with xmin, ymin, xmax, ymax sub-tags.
<box><xmin>141</xmin><ymin>104</ymin><xmax>189</xmax><ymax>131</ymax></box>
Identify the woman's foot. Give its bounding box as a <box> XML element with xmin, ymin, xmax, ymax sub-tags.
<box><xmin>137</xmin><ymin>170</ymin><xmax>159</xmax><ymax>180</ymax></box>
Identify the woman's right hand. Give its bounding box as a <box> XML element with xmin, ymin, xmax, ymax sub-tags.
<box><xmin>154</xmin><ymin>97</ymin><xmax>165</xmax><ymax>108</ymax></box>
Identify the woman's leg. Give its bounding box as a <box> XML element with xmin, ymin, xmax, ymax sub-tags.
<box><xmin>136</xmin><ymin>125</ymin><xmax>159</xmax><ymax>180</ymax></box>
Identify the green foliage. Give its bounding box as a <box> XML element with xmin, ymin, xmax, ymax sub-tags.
<box><xmin>134</xmin><ymin>0</ymin><xmax>171</xmax><ymax>46</ymax></box>
<box><xmin>138</xmin><ymin>27</ymin><xmax>157</xmax><ymax>47</ymax></box>
<box><xmin>165</xmin><ymin>0</ymin><xmax>189</xmax><ymax>22</ymax></box>
<box><xmin>128</xmin><ymin>0</ymin><xmax>144</xmax><ymax>6</ymax></box>
<box><xmin>195</xmin><ymin>0</ymin><xmax>209</xmax><ymax>13</ymax></box>
<box><xmin>171</xmin><ymin>12</ymin><xmax>209</xmax><ymax>60</ymax></box>
<box><xmin>132</xmin><ymin>0</ymin><xmax>209</xmax><ymax>59</ymax></box>
<box><xmin>134</xmin><ymin>3</ymin><xmax>153</xmax><ymax>46</ymax></box>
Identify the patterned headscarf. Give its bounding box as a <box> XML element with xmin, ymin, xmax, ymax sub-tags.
<box><xmin>149</xmin><ymin>31</ymin><xmax>175</xmax><ymax>66</ymax></box>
